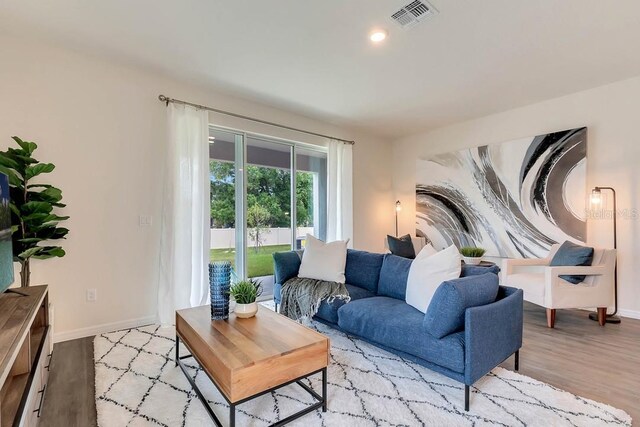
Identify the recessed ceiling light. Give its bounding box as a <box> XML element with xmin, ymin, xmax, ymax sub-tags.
<box><xmin>369</xmin><ymin>30</ymin><xmax>387</xmax><ymax>43</ymax></box>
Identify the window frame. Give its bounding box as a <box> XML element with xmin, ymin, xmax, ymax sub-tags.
<box><xmin>209</xmin><ymin>124</ymin><xmax>328</xmax><ymax>279</ymax></box>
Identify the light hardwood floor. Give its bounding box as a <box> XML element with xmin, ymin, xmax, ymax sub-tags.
<box><xmin>40</xmin><ymin>303</ymin><xmax>639</xmax><ymax>426</ymax></box>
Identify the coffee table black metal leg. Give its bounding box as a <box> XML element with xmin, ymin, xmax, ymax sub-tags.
<box><xmin>175</xmin><ymin>335</ymin><xmax>179</xmax><ymax>367</ymax></box>
<box><xmin>229</xmin><ymin>404</ymin><xmax>235</xmax><ymax>427</ymax></box>
<box><xmin>322</xmin><ymin>368</ymin><xmax>327</xmax><ymax>412</ymax></box>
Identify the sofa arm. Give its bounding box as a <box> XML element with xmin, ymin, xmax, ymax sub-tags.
<box><xmin>503</xmin><ymin>257</ymin><xmax>550</xmax><ymax>275</ymax></box>
<box><xmin>545</xmin><ymin>265</ymin><xmax>605</xmax><ymax>278</ymax></box>
<box><xmin>464</xmin><ymin>286</ymin><xmax>523</xmax><ymax>385</ymax></box>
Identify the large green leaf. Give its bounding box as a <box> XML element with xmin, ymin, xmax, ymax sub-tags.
<box><xmin>0</xmin><ymin>166</ymin><xmax>22</xmax><ymax>186</ymax></box>
<box><xmin>51</xmin><ymin>227</ymin><xmax>69</xmax><ymax>239</ymax></box>
<box><xmin>0</xmin><ymin>155</ymin><xmax>19</xmax><ymax>170</ymax></box>
<box><xmin>21</xmin><ymin>201</ymin><xmax>53</xmax><ymax>215</ymax></box>
<box><xmin>12</xmin><ymin>136</ymin><xmax>37</xmax><ymax>156</ymax></box>
<box><xmin>27</xmin><ymin>187</ymin><xmax>63</xmax><ymax>204</ymax></box>
<box><xmin>26</xmin><ymin>163</ymin><xmax>55</xmax><ymax>180</ymax></box>
<box><xmin>9</xmin><ymin>202</ymin><xmax>20</xmax><ymax>217</ymax></box>
<box><xmin>22</xmin><ymin>212</ymin><xmax>51</xmax><ymax>224</ymax></box>
<box><xmin>32</xmin><ymin>246</ymin><xmax>65</xmax><ymax>259</ymax></box>
<box><xmin>18</xmin><ymin>246</ymin><xmax>43</xmax><ymax>259</ymax></box>
<box><xmin>18</xmin><ymin>237</ymin><xmax>42</xmax><ymax>244</ymax></box>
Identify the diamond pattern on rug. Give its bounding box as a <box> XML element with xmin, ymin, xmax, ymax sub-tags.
<box><xmin>95</xmin><ymin>315</ymin><xmax>631</xmax><ymax>427</ymax></box>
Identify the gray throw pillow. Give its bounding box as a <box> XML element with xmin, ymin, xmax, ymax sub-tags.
<box><xmin>387</xmin><ymin>234</ymin><xmax>415</xmax><ymax>259</ymax></box>
<box><xmin>550</xmin><ymin>241</ymin><xmax>594</xmax><ymax>284</ymax></box>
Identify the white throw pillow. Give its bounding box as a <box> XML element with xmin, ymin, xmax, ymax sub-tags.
<box><xmin>298</xmin><ymin>234</ymin><xmax>348</xmax><ymax>283</ymax></box>
<box><xmin>405</xmin><ymin>245</ymin><xmax>461</xmax><ymax>313</ymax></box>
<box><xmin>416</xmin><ymin>243</ymin><xmax>438</xmax><ymax>258</ymax></box>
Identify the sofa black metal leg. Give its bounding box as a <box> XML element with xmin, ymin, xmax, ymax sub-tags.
<box><xmin>274</xmin><ymin>302</ymin><xmax>279</xmax><ymax>313</ymax></box>
<box><xmin>464</xmin><ymin>385</ymin><xmax>470</xmax><ymax>411</ymax></box>
<box><xmin>515</xmin><ymin>350</ymin><xmax>520</xmax><ymax>372</ymax></box>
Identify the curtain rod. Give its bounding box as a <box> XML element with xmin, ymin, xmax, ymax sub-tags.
<box><xmin>158</xmin><ymin>95</ymin><xmax>355</xmax><ymax>145</ymax></box>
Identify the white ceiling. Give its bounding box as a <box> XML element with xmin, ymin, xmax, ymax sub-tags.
<box><xmin>3</xmin><ymin>0</ymin><xmax>640</xmax><ymax>138</ymax></box>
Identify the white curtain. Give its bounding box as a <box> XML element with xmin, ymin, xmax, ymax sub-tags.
<box><xmin>158</xmin><ymin>103</ymin><xmax>210</xmax><ymax>326</ymax></box>
<box><xmin>327</xmin><ymin>139</ymin><xmax>353</xmax><ymax>245</ymax></box>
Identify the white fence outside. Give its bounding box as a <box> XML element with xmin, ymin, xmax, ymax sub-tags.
<box><xmin>210</xmin><ymin>227</ymin><xmax>315</xmax><ymax>249</ymax></box>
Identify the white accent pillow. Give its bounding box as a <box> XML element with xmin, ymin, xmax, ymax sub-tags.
<box><xmin>416</xmin><ymin>243</ymin><xmax>438</xmax><ymax>258</ymax></box>
<box><xmin>298</xmin><ymin>234</ymin><xmax>348</xmax><ymax>283</ymax></box>
<box><xmin>405</xmin><ymin>244</ymin><xmax>461</xmax><ymax>313</ymax></box>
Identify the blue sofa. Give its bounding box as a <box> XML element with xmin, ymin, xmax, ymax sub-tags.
<box><xmin>273</xmin><ymin>249</ymin><xmax>524</xmax><ymax>410</ymax></box>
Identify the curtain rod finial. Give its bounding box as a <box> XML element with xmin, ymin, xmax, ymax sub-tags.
<box><xmin>158</xmin><ymin>94</ymin><xmax>169</xmax><ymax>106</ymax></box>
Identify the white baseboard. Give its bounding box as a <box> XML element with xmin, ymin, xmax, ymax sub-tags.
<box><xmin>618</xmin><ymin>309</ymin><xmax>640</xmax><ymax>320</ymax></box>
<box><xmin>53</xmin><ymin>315</ymin><xmax>158</xmax><ymax>343</ymax></box>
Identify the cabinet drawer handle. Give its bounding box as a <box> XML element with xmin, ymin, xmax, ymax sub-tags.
<box><xmin>34</xmin><ymin>384</ymin><xmax>46</xmax><ymax>418</ymax></box>
<box><xmin>45</xmin><ymin>353</ymin><xmax>52</xmax><ymax>371</ymax></box>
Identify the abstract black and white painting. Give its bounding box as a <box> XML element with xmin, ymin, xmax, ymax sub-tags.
<box><xmin>416</xmin><ymin>127</ymin><xmax>587</xmax><ymax>258</ymax></box>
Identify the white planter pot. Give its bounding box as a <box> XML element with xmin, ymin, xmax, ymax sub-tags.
<box><xmin>235</xmin><ymin>302</ymin><xmax>258</xmax><ymax>318</ymax></box>
<box><xmin>462</xmin><ymin>256</ymin><xmax>483</xmax><ymax>265</ymax></box>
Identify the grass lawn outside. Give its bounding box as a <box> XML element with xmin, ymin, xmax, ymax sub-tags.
<box><xmin>210</xmin><ymin>244</ymin><xmax>291</xmax><ymax>278</ymax></box>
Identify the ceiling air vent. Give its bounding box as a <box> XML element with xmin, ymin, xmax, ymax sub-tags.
<box><xmin>390</xmin><ymin>0</ymin><xmax>438</xmax><ymax>29</ymax></box>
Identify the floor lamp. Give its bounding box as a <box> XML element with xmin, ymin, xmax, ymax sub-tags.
<box><xmin>588</xmin><ymin>186</ymin><xmax>621</xmax><ymax>324</ymax></box>
<box><xmin>395</xmin><ymin>200</ymin><xmax>401</xmax><ymax>237</ymax></box>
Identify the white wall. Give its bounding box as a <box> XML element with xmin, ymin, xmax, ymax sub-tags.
<box><xmin>392</xmin><ymin>76</ymin><xmax>640</xmax><ymax>318</ymax></box>
<box><xmin>0</xmin><ymin>36</ymin><xmax>393</xmax><ymax>341</ymax></box>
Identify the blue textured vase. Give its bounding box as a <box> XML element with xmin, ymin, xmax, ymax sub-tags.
<box><xmin>209</xmin><ymin>261</ymin><xmax>231</xmax><ymax>320</ymax></box>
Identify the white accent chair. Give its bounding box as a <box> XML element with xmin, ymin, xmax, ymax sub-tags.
<box><xmin>502</xmin><ymin>244</ymin><xmax>616</xmax><ymax>328</ymax></box>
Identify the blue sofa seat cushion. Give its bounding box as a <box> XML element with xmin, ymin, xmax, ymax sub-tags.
<box><xmin>345</xmin><ymin>250</ymin><xmax>384</xmax><ymax>293</ymax></box>
<box><xmin>550</xmin><ymin>240</ymin><xmax>594</xmax><ymax>284</ymax></box>
<box><xmin>461</xmin><ymin>263</ymin><xmax>500</xmax><ymax>277</ymax></box>
<box><xmin>315</xmin><ymin>284</ymin><xmax>376</xmax><ymax>324</ymax></box>
<box><xmin>337</xmin><ymin>296</ymin><xmax>465</xmax><ymax>373</ymax></box>
<box><xmin>424</xmin><ymin>273</ymin><xmax>499</xmax><ymax>339</ymax></box>
<box><xmin>377</xmin><ymin>254</ymin><xmax>412</xmax><ymax>300</ymax></box>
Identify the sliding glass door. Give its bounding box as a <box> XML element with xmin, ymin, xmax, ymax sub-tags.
<box><xmin>209</xmin><ymin>126</ymin><xmax>327</xmax><ymax>298</ymax></box>
<box><xmin>208</xmin><ymin>128</ymin><xmax>245</xmax><ymax>276</ymax></box>
<box><xmin>246</xmin><ymin>136</ymin><xmax>292</xmax><ymax>294</ymax></box>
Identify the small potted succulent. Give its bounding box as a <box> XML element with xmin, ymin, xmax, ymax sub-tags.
<box><xmin>459</xmin><ymin>246</ymin><xmax>486</xmax><ymax>265</ymax></box>
<box><xmin>229</xmin><ymin>278</ymin><xmax>263</xmax><ymax>318</ymax></box>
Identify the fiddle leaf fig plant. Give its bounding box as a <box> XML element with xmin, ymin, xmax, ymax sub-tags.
<box><xmin>0</xmin><ymin>137</ymin><xmax>69</xmax><ymax>287</ymax></box>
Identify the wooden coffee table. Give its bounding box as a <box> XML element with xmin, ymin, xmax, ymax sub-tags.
<box><xmin>175</xmin><ymin>305</ymin><xmax>330</xmax><ymax>427</ymax></box>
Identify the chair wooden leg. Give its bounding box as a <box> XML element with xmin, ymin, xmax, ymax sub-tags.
<box><xmin>597</xmin><ymin>307</ymin><xmax>607</xmax><ymax>326</ymax></box>
<box><xmin>546</xmin><ymin>308</ymin><xmax>556</xmax><ymax>328</ymax></box>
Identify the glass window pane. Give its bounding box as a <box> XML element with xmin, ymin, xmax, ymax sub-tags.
<box><xmin>246</xmin><ymin>136</ymin><xmax>292</xmax><ymax>291</ymax></box>
<box><xmin>209</xmin><ymin>128</ymin><xmax>241</xmax><ymax>276</ymax></box>
<box><xmin>296</xmin><ymin>148</ymin><xmax>327</xmax><ymax>246</ymax></box>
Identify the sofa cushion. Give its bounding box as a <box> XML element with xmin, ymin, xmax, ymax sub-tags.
<box><xmin>461</xmin><ymin>263</ymin><xmax>500</xmax><ymax>277</ymax></box>
<box><xmin>405</xmin><ymin>244</ymin><xmax>461</xmax><ymax>313</ymax></box>
<box><xmin>273</xmin><ymin>251</ymin><xmax>302</xmax><ymax>286</ymax></box>
<box><xmin>345</xmin><ymin>250</ymin><xmax>384</xmax><ymax>293</ymax></box>
<box><xmin>550</xmin><ymin>240</ymin><xmax>594</xmax><ymax>284</ymax></box>
<box><xmin>377</xmin><ymin>254</ymin><xmax>412</xmax><ymax>300</ymax></box>
<box><xmin>424</xmin><ymin>273</ymin><xmax>499</xmax><ymax>339</ymax></box>
<box><xmin>315</xmin><ymin>284</ymin><xmax>376</xmax><ymax>324</ymax></box>
<box><xmin>387</xmin><ymin>234</ymin><xmax>416</xmax><ymax>259</ymax></box>
<box><xmin>337</xmin><ymin>296</ymin><xmax>465</xmax><ymax>373</ymax></box>
<box><xmin>299</xmin><ymin>234</ymin><xmax>348</xmax><ymax>283</ymax></box>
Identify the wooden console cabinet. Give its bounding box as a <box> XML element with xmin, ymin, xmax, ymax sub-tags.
<box><xmin>0</xmin><ymin>286</ymin><xmax>52</xmax><ymax>427</ymax></box>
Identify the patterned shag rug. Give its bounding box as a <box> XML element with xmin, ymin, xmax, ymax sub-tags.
<box><xmin>94</xmin><ymin>318</ymin><xmax>631</xmax><ymax>426</ymax></box>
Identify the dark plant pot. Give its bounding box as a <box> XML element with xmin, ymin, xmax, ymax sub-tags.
<box><xmin>209</xmin><ymin>261</ymin><xmax>231</xmax><ymax>320</ymax></box>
